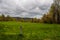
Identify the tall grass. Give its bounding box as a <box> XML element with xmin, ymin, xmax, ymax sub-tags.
<box><xmin>0</xmin><ymin>21</ymin><xmax>60</xmax><ymax>40</ymax></box>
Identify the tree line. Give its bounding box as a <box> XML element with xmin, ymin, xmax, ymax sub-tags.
<box><xmin>40</xmin><ymin>0</ymin><xmax>60</xmax><ymax>24</ymax></box>
<box><xmin>0</xmin><ymin>14</ymin><xmax>41</xmax><ymax>23</ymax></box>
<box><xmin>0</xmin><ymin>14</ymin><xmax>16</xmax><ymax>21</ymax></box>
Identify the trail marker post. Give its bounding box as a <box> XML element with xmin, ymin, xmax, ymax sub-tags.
<box><xmin>19</xmin><ymin>26</ymin><xmax>23</xmax><ymax>37</ymax></box>
<box><xmin>20</xmin><ymin>26</ymin><xmax>23</xmax><ymax>34</ymax></box>
<box><xmin>18</xmin><ymin>26</ymin><xmax>24</xmax><ymax>40</ymax></box>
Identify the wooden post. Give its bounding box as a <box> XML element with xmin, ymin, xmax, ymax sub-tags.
<box><xmin>20</xmin><ymin>26</ymin><xmax>23</xmax><ymax>35</ymax></box>
<box><xmin>17</xmin><ymin>26</ymin><xmax>24</xmax><ymax>40</ymax></box>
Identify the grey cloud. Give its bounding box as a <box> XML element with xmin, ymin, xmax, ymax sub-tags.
<box><xmin>0</xmin><ymin>0</ymin><xmax>53</xmax><ymax>18</ymax></box>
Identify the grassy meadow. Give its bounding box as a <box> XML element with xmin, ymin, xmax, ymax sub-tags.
<box><xmin>0</xmin><ymin>21</ymin><xmax>60</xmax><ymax>40</ymax></box>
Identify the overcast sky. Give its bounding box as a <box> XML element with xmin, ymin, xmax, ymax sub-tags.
<box><xmin>0</xmin><ymin>0</ymin><xmax>53</xmax><ymax>18</ymax></box>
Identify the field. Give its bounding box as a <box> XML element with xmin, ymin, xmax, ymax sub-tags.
<box><xmin>0</xmin><ymin>21</ymin><xmax>60</xmax><ymax>40</ymax></box>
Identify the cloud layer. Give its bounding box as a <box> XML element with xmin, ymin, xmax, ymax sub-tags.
<box><xmin>0</xmin><ymin>0</ymin><xmax>53</xmax><ymax>18</ymax></box>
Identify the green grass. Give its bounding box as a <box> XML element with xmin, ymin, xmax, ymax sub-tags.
<box><xmin>0</xmin><ymin>21</ymin><xmax>60</xmax><ymax>40</ymax></box>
